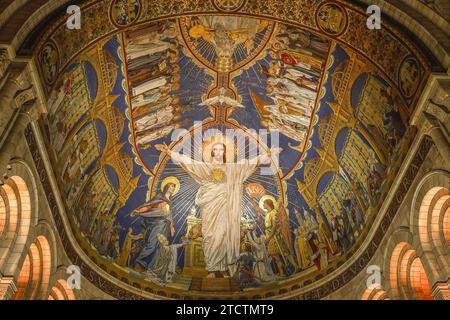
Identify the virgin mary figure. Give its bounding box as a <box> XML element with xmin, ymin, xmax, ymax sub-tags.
<box><xmin>131</xmin><ymin>176</ymin><xmax>180</xmax><ymax>273</ymax></box>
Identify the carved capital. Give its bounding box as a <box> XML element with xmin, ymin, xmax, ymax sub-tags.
<box><xmin>432</xmin><ymin>78</ymin><xmax>450</xmax><ymax>105</ymax></box>
<box><xmin>431</xmin><ymin>280</ymin><xmax>450</xmax><ymax>300</ymax></box>
<box><xmin>417</xmin><ymin>108</ymin><xmax>445</xmax><ymax>136</ymax></box>
<box><xmin>1</xmin><ymin>61</ymin><xmax>26</xmax><ymax>83</ymax></box>
<box><xmin>423</xmin><ymin>110</ymin><xmax>441</xmax><ymax>129</ymax></box>
<box><xmin>421</xmin><ymin>111</ymin><xmax>450</xmax><ymax>160</ymax></box>
<box><xmin>0</xmin><ymin>68</ymin><xmax>23</xmax><ymax>109</ymax></box>
<box><xmin>19</xmin><ymin>99</ymin><xmax>41</xmax><ymax>123</ymax></box>
<box><xmin>427</xmin><ymin>99</ymin><xmax>450</xmax><ymax>131</ymax></box>
<box><xmin>411</xmin><ymin>75</ymin><xmax>450</xmax><ymax>127</ymax></box>
<box><xmin>14</xmin><ymin>86</ymin><xmax>36</xmax><ymax>110</ymax></box>
<box><xmin>0</xmin><ymin>48</ymin><xmax>11</xmax><ymax>79</ymax></box>
<box><xmin>0</xmin><ymin>277</ymin><xmax>17</xmax><ymax>300</ymax></box>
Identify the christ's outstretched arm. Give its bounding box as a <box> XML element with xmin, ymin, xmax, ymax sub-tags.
<box><xmin>156</xmin><ymin>143</ymin><xmax>208</xmax><ymax>168</ymax></box>
<box><xmin>248</xmin><ymin>147</ymin><xmax>283</xmax><ymax>166</ymax></box>
<box><xmin>155</xmin><ymin>143</ymin><xmax>210</xmax><ymax>184</ymax></box>
<box><xmin>155</xmin><ymin>143</ymin><xmax>195</xmax><ymax>165</ymax></box>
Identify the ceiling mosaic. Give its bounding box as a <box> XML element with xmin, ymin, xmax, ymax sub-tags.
<box><xmin>34</xmin><ymin>0</ymin><xmax>430</xmax><ymax>299</ymax></box>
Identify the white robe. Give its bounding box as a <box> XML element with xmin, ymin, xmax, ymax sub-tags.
<box><xmin>171</xmin><ymin>152</ymin><xmax>259</xmax><ymax>274</ymax></box>
<box><xmin>246</xmin><ymin>231</ymin><xmax>276</xmax><ymax>282</ymax></box>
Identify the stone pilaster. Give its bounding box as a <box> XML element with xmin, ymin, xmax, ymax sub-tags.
<box><xmin>0</xmin><ymin>63</ymin><xmax>24</xmax><ymax>107</ymax></box>
<box><xmin>0</xmin><ymin>62</ymin><xmax>28</xmax><ymax>140</ymax></box>
<box><xmin>422</xmin><ymin>111</ymin><xmax>450</xmax><ymax>160</ymax></box>
<box><xmin>0</xmin><ymin>100</ymin><xmax>40</xmax><ymax>177</ymax></box>
<box><xmin>0</xmin><ymin>277</ymin><xmax>17</xmax><ymax>300</ymax></box>
<box><xmin>415</xmin><ymin>77</ymin><xmax>450</xmax><ymax>162</ymax></box>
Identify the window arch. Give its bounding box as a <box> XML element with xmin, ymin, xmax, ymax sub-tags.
<box><xmin>410</xmin><ymin>257</ymin><xmax>433</xmax><ymax>300</ymax></box>
<box><xmin>389</xmin><ymin>242</ymin><xmax>433</xmax><ymax>300</ymax></box>
<box><xmin>11</xmin><ymin>236</ymin><xmax>52</xmax><ymax>300</ymax></box>
<box><xmin>361</xmin><ymin>287</ymin><xmax>390</xmax><ymax>300</ymax></box>
<box><xmin>418</xmin><ymin>186</ymin><xmax>450</xmax><ymax>275</ymax></box>
<box><xmin>0</xmin><ymin>194</ymin><xmax>6</xmax><ymax>237</ymax></box>
<box><xmin>48</xmin><ymin>280</ymin><xmax>75</xmax><ymax>300</ymax></box>
<box><xmin>444</xmin><ymin>206</ymin><xmax>450</xmax><ymax>248</ymax></box>
<box><xmin>0</xmin><ymin>176</ymin><xmax>31</xmax><ymax>276</ymax></box>
<box><xmin>27</xmin><ymin>243</ymin><xmax>42</xmax><ymax>299</ymax></box>
<box><xmin>12</xmin><ymin>254</ymin><xmax>31</xmax><ymax>300</ymax></box>
<box><xmin>411</xmin><ymin>171</ymin><xmax>450</xmax><ymax>285</ymax></box>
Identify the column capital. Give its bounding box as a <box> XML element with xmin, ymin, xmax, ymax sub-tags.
<box><xmin>1</xmin><ymin>61</ymin><xmax>27</xmax><ymax>82</ymax></box>
<box><xmin>418</xmin><ymin>111</ymin><xmax>450</xmax><ymax>161</ymax></box>
<box><xmin>412</xmin><ymin>77</ymin><xmax>450</xmax><ymax>161</ymax></box>
<box><xmin>414</xmin><ymin>76</ymin><xmax>450</xmax><ymax>139</ymax></box>
<box><xmin>411</xmin><ymin>74</ymin><xmax>450</xmax><ymax>126</ymax></box>
<box><xmin>415</xmin><ymin>110</ymin><xmax>435</xmax><ymax>135</ymax></box>
<box><xmin>19</xmin><ymin>99</ymin><xmax>42</xmax><ymax>123</ymax></box>
<box><xmin>423</xmin><ymin>110</ymin><xmax>442</xmax><ymax>130</ymax></box>
<box><xmin>431</xmin><ymin>279</ymin><xmax>450</xmax><ymax>300</ymax></box>
<box><xmin>13</xmin><ymin>86</ymin><xmax>37</xmax><ymax>110</ymax></box>
<box><xmin>0</xmin><ymin>100</ymin><xmax>41</xmax><ymax>173</ymax></box>
<box><xmin>0</xmin><ymin>48</ymin><xmax>11</xmax><ymax>79</ymax></box>
<box><xmin>0</xmin><ymin>62</ymin><xmax>28</xmax><ymax>110</ymax></box>
<box><xmin>0</xmin><ymin>277</ymin><xmax>17</xmax><ymax>300</ymax></box>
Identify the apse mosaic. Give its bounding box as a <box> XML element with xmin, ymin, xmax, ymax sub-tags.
<box><xmin>36</xmin><ymin>2</ymin><xmax>430</xmax><ymax>297</ymax></box>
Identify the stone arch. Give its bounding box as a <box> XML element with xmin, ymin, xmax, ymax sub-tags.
<box><xmin>11</xmin><ymin>253</ymin><xmax>31</xmax><ymax>300</ymax></box>
<box><xmin>5</xmin><ymin>0</ymin><xmax>73</xmax><ymax>52</ymax></box>
<box><xmin>26</xmin><ymin>242</ymin><xmax>42</xmax><ymax>300</ymax></box>
<box><xmin>0</xmin><ymin>0</ymin><xmax>446</xmax><ymax>71</ymax></box>
<box><xmin>361</xmin><ymin>287</ymin><xmax>390</xmax><ymax>300</ymax></box>
<box><xmin>48</xmin><ymin>265</ymin><xmax>80</xmax><ymax>300</ymax></box>
<box><xmin>444</xmin><ymin>205</ymin><xmax>450</xmax><ymax>247</ymax></box>
<box><xmin>411</xmin><ymin>170</ymin><xmax>450</xmax><ymax>283</ymax></box>
<box><xmin>358</xmin><ymin>0</ymin><xmax>450</xmax><ymax>70</ymax></box>
<box><xmin>11</xmin><ymin>235</ymin><xmax>52</xmax><ymax>300</ymax></box>
<box><xmin>35</xmin><ymin>235</ymin><xmax>52</xmax><ymax>299</ymax></box>
<box><xmin>0</xmin><ymin>0</ymin><xmax>28</xmax><ymax>28</ymax></box>
<box><xmin>48</xmin><ymin>279</ymin><xmax>75</xmax><ymax>300</ymax></box>
<box><xmin>388</xmin><ymin>241</ymin><xmax>434</xmax><ymax>300</ymax></box>
<box><xmin>0</xmin><ymin>176</ymin><xmax>31</xmax><ymax>276</ymax></box>
<box><xmin>0</xmin><ymin>159</ymin><xmax>39</xmax><ymax>279</ymax></box>
<box><xmin>32</xmin><ymin>220</ymin><xmax>59</xmax><ymax>278</ymax></box>
<box><xmin>381</xmin><ymin>226</ymin><xmax>414</xmax><ymax>298</ymax></box>
<box><xmin>409</xmin><ymin>256</ymin><xmax>433</xmax><ymax>300</ymax></box>
<box><xmin>0</xmin><ymin>0</ymin><xmax>446</xmax><ymax>302</ymax></box>
<box><xmin>0</xmin><ymin>191</ymin><xmax>5</xmax><ymax>237</ymax></box>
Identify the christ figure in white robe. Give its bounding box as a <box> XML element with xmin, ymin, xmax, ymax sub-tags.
<box><xmin>156</xmin><ymin>142</ymin><xmax>282</xmax><ymax>278</ymax></box>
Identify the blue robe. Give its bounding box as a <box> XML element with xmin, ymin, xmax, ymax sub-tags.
<box><xmin>135</xmin><ymin>194</ymin><xmax>172</xmax><ymax>270</ymax></box>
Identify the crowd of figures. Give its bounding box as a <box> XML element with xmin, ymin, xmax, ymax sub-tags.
<box><xmin>77</xmin><ymin>179</ymin><xmax>370</xmax><ymax>288</ymax></box>
<box><xmin>125</xmin><ymin>21</ymin><xmax>186</xmax><ymax>149</ymax></box>
<box><xmin>79</xmin><ymin>205</ymin><xmax>122</xmax><ymax>260</ymax></box>
<box><xmin>73</xmin><ymin>173</ymin><xmax>372</xmax><ymax>288</ymax></box>
<box><xmin>257</xmin><ymin>25</ymin><xmax>330</xmax><ymax>142</ymax></box>
<box><xmin>355</xmin><ymin>75</ymin><xmax>408</xmax><ymax>205</ymax></box>
<box><xmin>292</xmin><ymin>197</ymin><xmax>366</xmax><ymax>273</ymax></box>
<box><xmin>229</xmin><ymin>193</ymin><xmax>367</xmax><ymax>288</ymax></box>
<box><xmin>235</xmin><ymin>195</ymin><xmax>366</xmax><ymax>288</ymax></box>
<box><xmin>75</xmin><ymin>178</ymin><xmax>186</xmax><ymax>285</ymax></box>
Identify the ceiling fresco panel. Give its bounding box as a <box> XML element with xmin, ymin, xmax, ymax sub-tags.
<box><xmin>33</xmin><ymin>0</ymin><xmax>432</xmax><ymax>299</ymax></box>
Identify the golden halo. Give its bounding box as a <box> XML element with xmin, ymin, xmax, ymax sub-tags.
<box><xmin>161</xmin><ymin>176</ymin><xmax>180</xmax><ymax>195</ymax></box>
<box><xmin>259</xmin><ymin>195</ymin><xmax>278</xmax><ymax>211</ymax></box>
<box><xmin>202</xmin><ymin>134</ymin><xmax>237</xmax><ymax>163</ymax></box>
